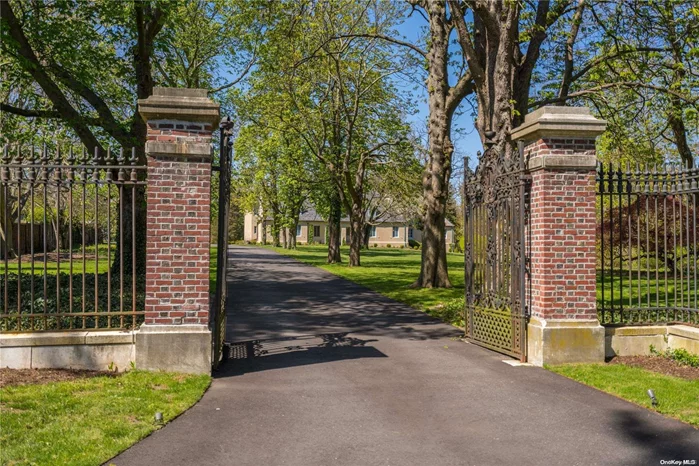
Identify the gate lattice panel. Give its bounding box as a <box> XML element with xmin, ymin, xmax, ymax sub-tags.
<box><xmin>463</xmin><ymin>142</ymin><xmax>530</xmax><ymax>360</ymax></box>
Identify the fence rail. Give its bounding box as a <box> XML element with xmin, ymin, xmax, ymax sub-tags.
<box><xmin>596</xmin><ymin>161</ymin><xmax>698</xmax><ymax>325</ymax></box>
<box><xmin>0</xmin><ymin>144</ymin><xmax>147</xmax><ymax>332</ymax></box>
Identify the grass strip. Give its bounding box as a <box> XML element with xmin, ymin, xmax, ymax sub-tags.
<box><xmin>0</xmin><ymin>370</ymin><xmax>211</xmax><ymax>466</ymax></box>
<box><xmin>548</xmin><ymin>363</ymin><xmax>699</xmax><ymax>427</ymax></box>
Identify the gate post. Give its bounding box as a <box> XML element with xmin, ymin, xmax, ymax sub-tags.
<box><xmin>135</xmin><ymin>88</ymin><xmax>220</xmax><ymax>374</ymax></box>
<box><xmin>511</xmin><ymin>107</ymin><xmax>606</xmax><ymax>366</ymax></box>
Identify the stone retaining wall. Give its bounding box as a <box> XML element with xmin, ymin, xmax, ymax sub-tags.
<box><xmin>1</xmin><ymin>331</ymin><xmax>135</xmax><ymax>372</ymax></box>
<box><xmin>605</xmin><ymin>324</ymin><xmax>699</xmax><ymax>357</ymax></box>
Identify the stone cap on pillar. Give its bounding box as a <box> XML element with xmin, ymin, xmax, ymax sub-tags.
<box><xmin>511</xmin><ymin>106</ymin><xmax>606</xmax><ymax>142</ymax></box>
<box><xmin>138</xmin><ymin>87</ymin><xmax>220</xmax><ymax>128</ymax></box>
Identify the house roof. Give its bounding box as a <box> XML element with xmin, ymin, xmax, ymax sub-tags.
<box><xmin>298</xmin><ymin>207</ymin><xmax>339</xmax><ymax>222</ymax></box>
<box><xmin>257</xmin><ymin>206</ymin><xmax>455</xmax><ymax>228</ymax></box>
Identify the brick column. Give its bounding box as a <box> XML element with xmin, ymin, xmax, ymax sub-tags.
<box><xmin>511</xmin><ymin>107</ymin><xmax>607</xmax><ymax>366</ymax></box>
<box><xmin>135</xmin><ymin>88</ymin><xmax>219</xmax><ymax>374</ymax></box>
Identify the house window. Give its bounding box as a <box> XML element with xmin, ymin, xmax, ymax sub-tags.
<box><xmin>313</xmin><ymin>225</ymin><xmax>321</xmax><ymax>237</ymax></box>
<box><xmin>253</xmin><ymin>226</ymin><xmax>257</xmax><ymax>234</ymax></box>
<box><xmin>369</xmin><ymin>226</ymin><xmax>377</xmax><ymax>237</ymax></box>
<box><xmin>408</xmin><ymin>228</ymin><xmax>413</xmax><ymax>239</ymax></box>
<box><xmin>296</xmin><ymin>225</ymin><xmax>301</xmax><ymax>236</ymax></box>
<box><xmin>392</xmin><ymin>226</ymin><xmax>399</xmax><ymax>238</ymax></box>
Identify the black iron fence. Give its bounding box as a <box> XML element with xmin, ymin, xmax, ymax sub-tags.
<box><xmin>596</xmin><ymin>160</ymin><xmax>698</xmax><ymax>325</ymax></box>
<box><xmin>0</xmin><ymin>144</ymin><xmax>147</xmax><ymax>332</ymax></box>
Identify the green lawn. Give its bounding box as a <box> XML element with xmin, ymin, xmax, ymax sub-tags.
<box><xmin>264</xmin><ymin>245</ymin><xmax>697</xmax><ymax>326</ymax></box>
<box><xmin>1</xmin><ymin>244</ymin><xmax>113</xmax><ymax>275</ymax></box>
<box><xmin>548</xmin><ymin>363</ymin><xmax>699</xmax><ymax>427</ymax></box>
<box><xmin>597</xmin><ymin>271</ymin><xmax>698</xmax><ymax>324</ymax></box>
<box><xmin>265</xmin><ymin>244</ymin><xmax>464</xmax><ymax>311</ymax></box>
<box><xmin>0</xmin><ymin>371</ymin><xmax>211</xmax><ymax>466</ymax></box>
<box><xmin>2</xmin><ymin>245</ymin><xmax>220</xmax><ymax>292</ymax></box>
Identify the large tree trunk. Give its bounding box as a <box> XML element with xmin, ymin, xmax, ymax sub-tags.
<box><xmin>112</xmin><ymin>3</ymin><xmax>163</xmax><ymax>277</ymax></box>
<box><xmin>415</xmin><ymin>111</ymin><xmax>452</xmax><ymax>288</ymax></box>
<box><xmin>290</xmin><ymin>221</ymin><xmax>298</xmax><ymax>249</ymax></box>
<box><xmin>327</xmin><ymin>186</ymin><xmax>342</xmax><ymax>263</ymax></box>
<box><xmin>362</xmin><ymin>224</ymin><xmax>369</xmax><ymax>249</ymax></box>
<box><xmin>271</xmin><ymin>214</ymin><xmax>281</xmax><ymax>247</ymax></box>
<box><xmin>282</xmin><ymin>227</ymin><xmax>288</xmax><ymax>248</ymax></box>
<box><xmin>348</xmin><ymin>204</ymin><xmax>363</xmax><ymax>267</ymax></box>
<box><xmin>413</xmin><ymin>3</ymin><xmax>453</xmax><ymax>288</ymax></box>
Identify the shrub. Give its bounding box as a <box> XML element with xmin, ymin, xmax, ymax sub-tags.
<box><xmin>386</xmin><ymin>244</ymin><xmax>391</xmax><ymax>248</ymax></box>
<box><xmin>427</xmin><ymin>297</ymin><xmax>465</xmax><ymax>328</ymax></box>
<box><xmin>408</xmin><ymin>239</ymin><xmax>421</xmax><ymax>249</ymax></box>
<box><xmin>399</xmin><ymin>245</ymin><xmax>404</xmax><ymax>249</ymax></box>
<box><xmin>372</xmin><ymin>243</ymin><xmax>378</xmax><ymax>248</ymax></box>
<box><xmin>650</xmin><ymin>345</ymin><xmax>699</xmax><ymax>367</ymax></box>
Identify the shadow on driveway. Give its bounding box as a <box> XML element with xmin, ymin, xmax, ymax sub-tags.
<box><xmin>226</xmin><ymin>248</ymin><xmax>461</xmax><ymax>342</ymax></box>
<box><xmin>216</xmin><ymin>332</ymin><xmax>386</xmax><ymax>377</ymax></box>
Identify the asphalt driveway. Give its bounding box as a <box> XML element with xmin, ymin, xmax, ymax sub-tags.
<box><xmin>110</xmin><ymin>246</ymin><xmax>699</xmax><ymax>466</ymax></box>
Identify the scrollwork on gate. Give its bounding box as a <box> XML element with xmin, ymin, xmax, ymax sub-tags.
<box><xmin>463</xmin><ymin>134</ymin><xmax>531</xmax><ymax>360</ymax></box>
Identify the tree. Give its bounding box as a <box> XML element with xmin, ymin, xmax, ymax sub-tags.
<box><xmin>234</xmin><ymin>112</ymin><xmax>310</xmax><ymax>250</ymax></box>
<box><xmin>344</xmin><ymin>0</ymin><xmax>697</xmax><ymax>288</ymax></box>
<box><xmin>237</xmin><ymin>0</ymin><xmax>412</xmax><ymax>266</ymax></box>
<box><xmin>1</xmin><ymin>0</ymin><xmax>258</xmax><ymax>269</ymax></box>
<box><xmin>558</xmin><ymin>1</ymin><xmax>699</xmax><ymax>167</ymax></box>
<box><xmin>1</xmin><ymin>0</ymin><xmax>167</xmax><ymax>273</ymax></box>
<box><xmin>361</xmin><ymin>149</ymin><xmax>423</xmax><ymax>247</ymax></box>
<box><xmin>289</xmin><ymin>2</ymin><xmax>411</xmax><ymax>266</ymax></box>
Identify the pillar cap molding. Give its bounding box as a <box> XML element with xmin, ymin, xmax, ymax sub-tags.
<box><xmin>138</xmin><ymin>87</ymin><xmax>220</xmax><ymax>128</ymax></box>
<box><xmin>145</xmin><ymin>141</ymin><xmax>212</xmax><ymax>160</ymax></box>
<box><xmin>527</xmin><ymin>154</ymin><xmax>597</xmax><ymax>172</ymax></box>
<box><xmin>512</xmin><ymin>106</ymin><xmax>607</xmax><ymax>142</ymax></box>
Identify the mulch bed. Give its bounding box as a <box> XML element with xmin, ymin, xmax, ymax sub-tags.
<box><xmin>608</xmin><ymin>355</ymin><xmax>699</xmax><ymax>380</ymax></box>
<box><xmin>0</xmin><ymin>368</ymin><xmax>117</xmax><ymax>388</ymax></box>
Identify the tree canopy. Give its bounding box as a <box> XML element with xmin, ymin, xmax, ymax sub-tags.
<box><xmin>2</xmin><ymin>0</ymin><xmax>697</xmax><ymax>284</ymax></box>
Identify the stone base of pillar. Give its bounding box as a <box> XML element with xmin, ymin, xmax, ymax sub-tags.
<box><xmin>135</xmin><ymin>325</ymin><xmax>211</xmax><ymax>374</ymax></box>
<box><xmin>527</xmin><ymin>317</ymin><xmax>605</xmax><ymax>366</ymax></box>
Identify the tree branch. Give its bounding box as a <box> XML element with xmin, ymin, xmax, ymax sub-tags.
<box><xmin>1</xmin><ymin>103</ymin><xmax>59</xmax><ymax>118</ymax></box>
<box><xmin>446</xmin><ymin>70</ymin><xmax>475</xmax><ymax>116</ymax></box>
<box><xmin>447</xmin><ymin>0</ymin><xmax>485</xmax><ymax>86</ymax></box>
<box><xmin>209</xmin><ymin>50</ymin><xmax>257</xmax><ymax>94</ymax></box>
<box><xmin>465</xmin><ymin>0</ymin><xmax>500</xmax><ymax>39</ymax></box>
<box><xmin>48</xmin><ymin>64</ymin><xmax>131</xmax><ymax>143</ymax></box>
<box><xmin>0</xmin><ymin>1</ymin><xmax>102</xmax><ymax>150</ymax></box>
<box><xmin>1</xmin><ymin>102</ymin><xmax>102</xmax><ymax>125</ymax></box>
<box><xmin>530</xmin><ymin>82</ymin><xmax>699</xmax><ymax>108</ymax></box>
<box><xmin>335</xmin><ymin>33</ymin><xmax>427</xmax><ymax>58</ymax></box>
<box><xmin>557</xmin><ymin>0</ymin><xmax>586</xmax><ymax>103</ymax></box>
<box><xmin>570</xmin><ymin>47</ymin><xmax>671</xmax><ymax>83</ymax></box>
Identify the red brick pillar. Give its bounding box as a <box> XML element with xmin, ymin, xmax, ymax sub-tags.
<box><xmin>135</xmin><ymin>88</ymin><xmax>219</xmax><ymax>374</ymax></box>
<box><xmin>511</xmin><ymin>107</ymin><xmax>607</xmax><ymax>366</ymax></box>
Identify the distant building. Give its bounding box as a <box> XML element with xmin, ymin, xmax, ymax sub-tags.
<box><xmin>244</xmin><ymin>206</ymin><xmax>455</xmax><ymax>248</ymax></box>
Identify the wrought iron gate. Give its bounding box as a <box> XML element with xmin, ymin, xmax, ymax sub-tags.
<box><xmin>463</xmin><ymin>140</ymin><xmax>531</xmax><ymax>360</ymax></box>
<box><xmin>211</xmin><ymin>118</ymin><xmax>233</xmax><ymax>369</ymax></box>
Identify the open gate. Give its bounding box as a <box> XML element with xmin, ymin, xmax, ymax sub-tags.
<box><xmin>211</xmin><ymin>118</ymin><xmax>233</xmax><ymax>369</ymax></box>
<box><xmin>463</xmin><ymin>140</ymin><xmax>531</xmax><ymax>361</ymax></box>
